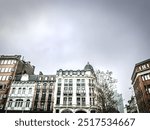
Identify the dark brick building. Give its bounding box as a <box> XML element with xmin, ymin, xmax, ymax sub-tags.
<box><xmin>131</xmin><ymin>59</ymin><xmax>150</xmax><ymax>112</ymax></box>
<box><xmin>0</xmin><ymin>55</ymin><xmax>35</xmax><ymax>112</ymax></box>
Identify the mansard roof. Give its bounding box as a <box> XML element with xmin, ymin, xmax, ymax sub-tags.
<box><xmin>14</xmin><ymin>74</ymin><xmax>56</xmax><ymax>82</ymax></box>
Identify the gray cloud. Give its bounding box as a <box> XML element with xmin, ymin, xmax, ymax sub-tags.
<box><xmin>0</xmin><ymin>0</ymin><xmax>150</xmax><ymax>105</ymax></box>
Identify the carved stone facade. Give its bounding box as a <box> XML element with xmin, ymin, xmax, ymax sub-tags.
<box><xmin>32</xmin><ymin>75</ymin><xmax>55</xmax><ymax>113</ymax></box>
<box><xmin>54</xmin><ymin>63</ymin><xmax>103</xmax><ymax>113</ymax></box>
<box><xmin>5</xmin><ymin>74</ymin><xmax>55</xmax><ymax>113</ymax></box>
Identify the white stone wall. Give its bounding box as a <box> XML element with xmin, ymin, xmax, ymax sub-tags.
<box><xmin>5</xmin><ymin>82</ymin><xmax>35</xmax><ymax>111</ymax></box>
<box><xmin>54</xmin><ymin>70</ymin><xmax>97</xmax><ymax>113</ymax></box>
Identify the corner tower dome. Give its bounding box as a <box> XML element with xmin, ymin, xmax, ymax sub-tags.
<box><xmin>84</xmin><ymin>62</ymin><xmax>94</xmax><ymax>73</ymax></box>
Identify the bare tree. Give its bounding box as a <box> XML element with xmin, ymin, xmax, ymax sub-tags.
<box><xmin>96</xmin><ymin>70</ymin><xmax>118</xmax><ymax>112</ymax></box>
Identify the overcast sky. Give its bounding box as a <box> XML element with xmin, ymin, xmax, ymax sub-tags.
<box><xmin>0</xmin><ymin>0</ymin><xmax>150</xmax><ymax>105</ymax></box>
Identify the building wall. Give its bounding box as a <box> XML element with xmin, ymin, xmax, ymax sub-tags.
<box><xmin>0</xmin><ymin>55</ymin><xmax>35</xmax><ymax>112</ymax></box>
<box><xmin>5</xmin><ymin>81</ymin><xmax>35</xmax><ymax>112</ymax></box>
<box><xmin>32</xmin><ymin>75</ymin><xmax>55</xmax><ymax>112</ymax></box>
<box><xmin>5</xmin><ymin>74</ymin><xmax>55</xmax><ymax>113</ymax></box>
<box><xmin>132</xmin><ymin>59</ymin><xmax>150</xmax><ymax>113</ymax></box>
<box><xmin>53</xmin><ymin>68</ymin><xmax>100</xmax><ymax>113</ymax></box>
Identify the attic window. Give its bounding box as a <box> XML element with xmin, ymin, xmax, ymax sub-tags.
<box><xmin>142</xmin><ymin>65</ymin><xmax>146</xmax><ymax>69</ymax></box>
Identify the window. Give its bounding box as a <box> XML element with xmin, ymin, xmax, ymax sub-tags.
<box><xmin>5</xmin><ymin>76</ymin><xmax>9</xmax><ymax>81</ymax></box>
<box><xmin>82</xmin><ymin>98</ymin><xmax>86</xmax><ymax>106</ymax></box>
<box><xmin>142</xmin><ymin>76</ymin><xmax>145</xmax><ymax>81</ymax></box>
<box><xmin>145</xmin><ymin>85</ymin><xmax>150</xmax><ymax>94</ymax></box>
<box><xmin>142</xmin><ymin>65</ymin><xmax>146</xmax><ymax>69</ymax></box>
<box><xmin>26</xmin><ymin>99</ymin><xmax>30</xmax><ymax>107</ymax></box>
<box><xmin>77</xmin><ymin>71</ymin><xmax>80</xmax><ymax>75</ymax></box>
<box><xmin>77</xmin><ymin>98</ymin><xmax>80</xmax><ymax>106</ymax></box>
<box><xmin>147</xmin><ymin>64</ymin><xmax>150</xmax><ymax>68</ymax></box>
<box><xmin>15</xmin><ymin>99</ymin><xmax>23</xmax><ymax>107</ymax></box>
<box><xmin>57</xmin><ymin>87</ymin><xmax>61</xmax><ymax>95</ymax></box>
<box><xmin>39</xmin><ymin>77</ymin><xmax>42</xmax><ymax>80</ymax></box>
<box><xmin>8</xmin><ymin>99</ymin><xmax>13</xmax><ymax>107</ymax></box>
<box><xmin>0</xmin><ymin>85</ymin><xmax>3</xmax><ymax>89</ymax></box>
<box><xmin>18</xmin><ymin>88</ymin><xmax>21</xmax><ymax>94</ymax></box>
<box><xmin>29</xmin><ymin>88</ymin><xmax>32</xmax><ymax>94</ymax></box>
<box><xmin>45</xmin><ymin>77</ymin><xmax>48</xmax><ymax>80</ymax></box>
<box><xmin>145</xmin><ymin>75</ymin><xmax>148</xmax><ymax>80</ymax></box>
<box><xmin>77</xmin><ymin>79</ymin><xmax>80</xmax><ymax>82</ymax></box>
<box><xmin>68</xmin><ymin>97</ymin><xmax>72</xmax><ymax>105</ymax></box>
<box><xmin>8</xmin><ymin>68</ymin><xmax>12</xmax><ymax>72</ymax></box>
<box><xmin>82</xmin><ymin>86</ymin><xmax>85</xmax><ymax>90</ymax></box>
<box><xmin>81</xmin><ymin>83</ymin><xmax>85</xmax><ymax>86</ymax></box>
<box><xmin>82</xmin><ymin>71</ymin><xmax>85</xmax><ymax>75</ymax></box>
<box><xmin>69</xmin><ymin>83</ymin><xmax>73</xmax><ymax>86</ymax></box>
<box><xmin>69</xmin><ymin>87</ymin><xmax>73</xmax><ymax>94</ymax></box>
<box><xmin>4</xmin><ymin>60</ymin><xmax>7</xmax><ymax>64</ymax></box>
<box><xmin>8</xmin><ymin>60</ymin><xmax>11</xmax><ymax>64</ymax></box>
<box><xmin>64</xmin><ymin>84</ymin><xmax>68</xmax><ymax>86</ymax></box>
<box><xmin>58</xmin><ymin>78</ymin><xmax>61</xmax><ymax>83</ymax></box>
<box><xmin>63</xmin><ymin>97</ymin><xmax>67</xmax><ymax>105</ymax></box>
<box><xmin>93</xmin><ymin>98</ymin><xmax>95</xmax><ymax>105</ymax></box>
<box><xmin>41</xmin><ymin>102</ymin><xmax>45</xmax><ymax>110</ymax></box>
<box><xmin>58</xmin><ymin>83</ymin><xmax>61</xmax><ymax>86</ymax></box>
<box><xmin>77</xmin><ymin>83</ymin><xmax>80</xmax><ymax>86</ymax></box>
<box><xmin>56</xmin><ymin>97</ymin><xmax>60</xmax><ymax>105</ymax></box>
<box><xmin>22</xmin><ymin>88</ymin><xmax>26</xmax><ymax>94</ymax></box>
<box><xmin>1</xmin><ymin>60</ymin><xmax>4</xmax><ymax>64</ymax></box>
<box><xmin>81</xmin><ymin>79</ymin><xmax>85</xmax><ymax>82</ymax></box>
<box><xmin>69</xmin><ymin>79</ymin><xmax>73</xmax><ymax>83</ymax></box>
<box><xmin>51</xmin><ymin>77</ymin><xmax>53</xmax><ymax>80</ymax></box>
<box><xmin>143</xmin><ymin>74</ymin><xmax>150</xmax><ymax>81</ymax></box>
<box><xmin>64</xmin><ymin>79</ymin><xmax>68</xmax><ymax>83</ymax></box>
<box><xmin>90</xmin><ymin>98</ymin><xmax>95</xmax><ymax>105</ymax></box>
<box><xmin>10</xmin><ymin>60</ymin><xmax>14</xmax><ymax>64</ymax></box>
<box><xmin>43</xmin><ymin>83</ymin><xmax>47</xmax><ymax>89</ymax></box>
<box><xmin>70</xmin><ymin>71</ymin><xmax>72</xmax><ymax>75</ymax></box>
<box><xmin>2</xmin><ymin>76</ymin><xmax>6</xmax><ymax>81</ymax></box>
<box><xmin>56</xmin><ymin>109</ymin><xmax>59</xmax><ymax>113</ymax></box>
<box><xmin>73</xmin><ymin>71</ymin><xmax>77</xmax><ymax>75</ymax></box>
<box><xmin>1</xmin><ymin>68</ymin><xmax>5</xmax><ymax>72</ymax></box>
<box><xmin>13</xmin><ymin>60</ymin><xmax>17</xmax><ymax>64</ymax></box>
<box><xmin>12</xmin><ymin>88</ymin><xmax>16</xmax><ymax>94</ymax></box>
<box><xmin>69</xmin><ymin>87</ymin><xmax>72</xmax><ymax>90</ymax></box>
<box><xmin>5</xmin><ymin>68</ymin><xmax>9</xmax><ymax>72</ymax></box>
<box><xmin>64</xmin><ymin>87</ymin><xmax>68</xmax><ymax>94</ymax></box>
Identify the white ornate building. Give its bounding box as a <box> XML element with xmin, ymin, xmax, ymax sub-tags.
<box><xmin>5</xmin><ymin>73</ymin><xmax>56</xmax><ymax>113</ymax></box>
<box><xmin>54</xmin><ymin>63</ymin><xmax>103</xmax><ymax>113</ymax></box>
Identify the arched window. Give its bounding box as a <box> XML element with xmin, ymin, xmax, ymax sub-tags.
<box><xmin>12</xmin><ymin>88</ymin><xmax>16</xmax><ymax>94</ymax></box>
<box><xmin>22</xmin><ymin>88</ymin><xmax>26</xmax><ymax>94</ymax></box>
<box><xmin>58</xmin><ymin>78</ymin><xmax>61</xmax><ymax>83</ymax></box>
<box><xmin>15</xmin><ymin>99</ymin><xmax>23</xmax><ymax>107</ymax></box>
<box><xmin>8</xmin><ymin>99</ymin><xmax>13</xmax><ymax>107</ymax></box>
<box><xmin>29</xmin><ymin>88</ymin><xmax>32</xmax><ymax>94</ymax></box>
<box><xmin>26</xmin><ymin>99</ymin><xmax>30</xmax><ymax>107</ymax></box>
<box><xmin>18</xmin><ymin>88</ymin><xmax>21</xmax><ymax>94</ymax></box>
<box><xmin>43</xmin><ymin>83</ymin><xmax>47</xmax><ymax>89</ymax></box>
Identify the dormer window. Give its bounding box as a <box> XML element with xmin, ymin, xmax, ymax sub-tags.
<box><xmin>21</xmin><ymin>74</ymin><xmax>29</xmax><ymax>81</ymax></box>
